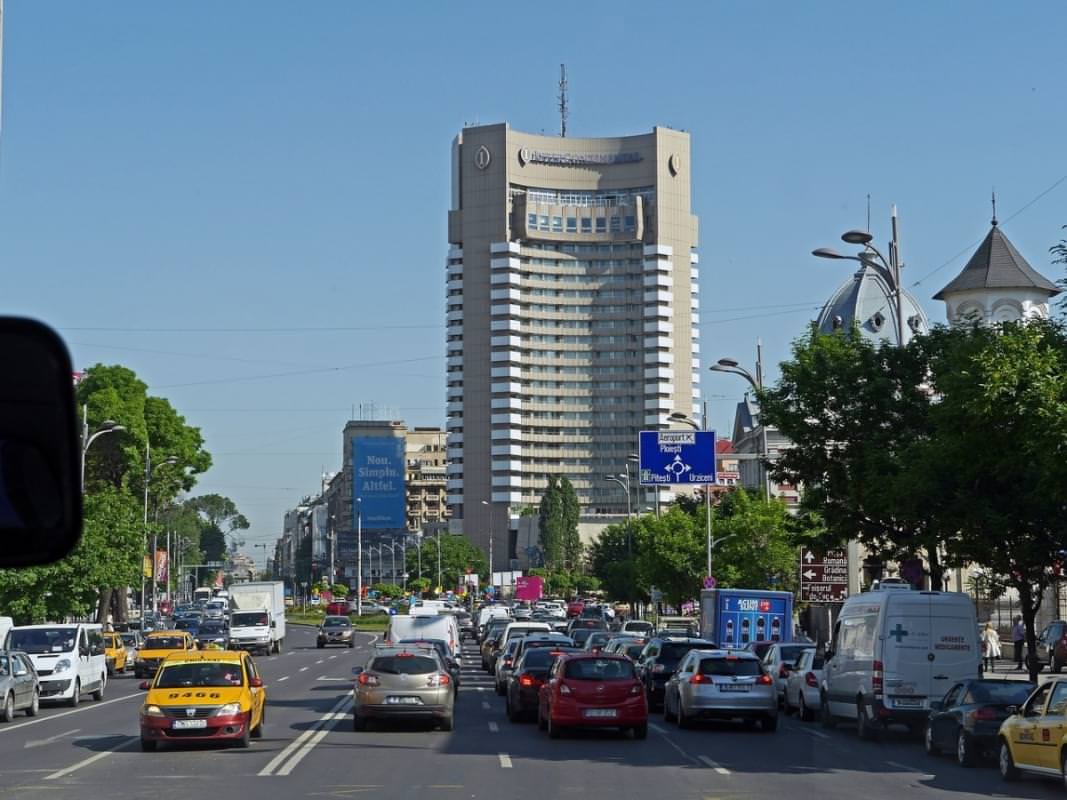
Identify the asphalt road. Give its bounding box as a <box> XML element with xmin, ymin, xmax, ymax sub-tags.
<box><xmin>0</xmin><ymin>625</ymin><xmax>1061</xmax><ymax>800</ymax></box>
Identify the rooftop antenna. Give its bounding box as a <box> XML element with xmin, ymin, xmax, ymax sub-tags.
<box><xmin>991</xmin><ymin>188</ymin><xmax>998</xmax><ymax>226</ymax></box>
<box><xmin>866</xmin><ymin>193</ymin><xmax>871</xmax><ymax>232</ymax></box>
<box><xmin>558</xmin><ymin>64</ymin><xmax>568</xmax><ymax>137</ymax></box>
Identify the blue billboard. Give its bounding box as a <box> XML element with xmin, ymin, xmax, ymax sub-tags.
<box><xmin>700</xmin><ymin>589</ymin><xmax>795</xmax><ymax>647</ymax></box>
<box><xmin>638</xmin><ymin>430</ymin><xmax>717</xmax><ymax>486</ymax></box>
<box><xmin>352</xmin><ymin>436</ymin><xmax>406</xmax><ymax>530</ymax></box>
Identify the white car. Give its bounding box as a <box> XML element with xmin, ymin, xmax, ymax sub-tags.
<box><xmin>783</xmin><ymin>648</ymin><xmax>824</xmax><ymax>721</ymax></box>
<box><xmin>762</xmin><ymin>643</ymin><xmax>816</xmax><ymax>705</ymax></box>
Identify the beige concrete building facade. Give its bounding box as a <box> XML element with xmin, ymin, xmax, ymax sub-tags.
<box><xmin>446</xmin><ymin>124</ymin><xmax>700</xmax><ymax>571</ymax></box>
<box><xmin>405</xmin><ymin>427</ymin><xmax>449</xmax><ymax>532</ymax></box>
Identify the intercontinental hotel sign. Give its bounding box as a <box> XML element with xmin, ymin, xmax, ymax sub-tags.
<box><xmin>518</xmin><ymin>147</ymin><xmax>642</xmax><ymax>167</ymax></box>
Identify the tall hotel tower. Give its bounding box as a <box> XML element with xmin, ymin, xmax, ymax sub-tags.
<box><xmin>445</xmin><ymin>124</ymin><xmax>699</xmax><ymax>571</ymax></box>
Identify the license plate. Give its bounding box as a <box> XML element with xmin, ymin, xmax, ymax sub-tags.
<box><xmin>583</xmin><ymin>708</ymin><xmax>617</xmax><ymax>718</ymax></box>
<box><xmin>893</xmin><ymin>697</ymin><xmax>923</xmax><ymax>708</ymax></box>
<box><xmin>171</xmin><ymin>719</ymin><xmax>207</xmax><ymax>729</ymax></box>
<box><xmin>719</xmin><ymin>684</ymin><xmax>751</xmax><ymax>692</ymax></box>
<box><xmin>385</xmin><ymin>696</ymin><xmax>422</xmax><ymax>705</ymax></box>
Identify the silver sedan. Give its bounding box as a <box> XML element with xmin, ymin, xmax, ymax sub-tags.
<box><xmin>663</xmin><ymin>649</ymin><xmax>778</xmax><ymax>732</ymax></box>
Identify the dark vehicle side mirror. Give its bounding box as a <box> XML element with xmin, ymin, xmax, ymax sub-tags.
<box><xmin>139</xmin><ymin>681</ymin><xmax>151</xmax><ymax>690</ymax></box>
<box><xmin>0</xmin><ymin>319</ymin><xmax>83</xmax><ymax>566</ymax></box>
<box><xmin>270</xmin><ymin>620</ymin><xmax>276</xmax><ymax>628</ymax></box>
<box><xmin>929</xmin><ymin>700</ymin><xmax>943</xmax><ymax>711</ymax></box>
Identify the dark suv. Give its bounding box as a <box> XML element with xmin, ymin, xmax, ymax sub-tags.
<box><xmin>636</xmin><ymin>636</ymin><xmax>716</xmax><ymax>710</ymax></box>
<box><xmin>1038</xmin><ymin>620</ymin><xmax>1067</xmax><ymax>671</ymax></box>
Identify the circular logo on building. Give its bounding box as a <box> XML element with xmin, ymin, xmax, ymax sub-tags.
<box><xmin>518</xmin><ymin>147</ymin><xmax>530</xmax><ymax>166</ymax></box>
<box><xmin>474</xmin><ymin>145</ymin><xmax>491</xmax><ymax>170</ymax></box>
<box><xmin>668</xmin><ymin>153</ymin><xmax>681</xmax><ymax>176</ymax></box>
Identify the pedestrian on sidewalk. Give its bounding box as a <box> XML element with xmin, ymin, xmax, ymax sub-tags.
<box><xmin>1011</xmin><ymin>616</ymin><xmax>1026</xmax><ymax>670</ymax></box>
<box><xmin>981</xmin><ymin>622</ymin><xmax>1001</xmax><ymax>673</ymax></box>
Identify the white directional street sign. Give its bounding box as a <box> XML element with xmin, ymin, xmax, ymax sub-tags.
<box><xmin>799</xmin><ymin>547</ymin><xmax>848</xmax><ymax>602</ymax></box>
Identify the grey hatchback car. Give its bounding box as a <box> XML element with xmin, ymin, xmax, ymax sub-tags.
<box><xmin>0</xmin><ymin>651</ymin><xmax>40</xmax><ymax>721</ymax></box>
<box><xmin>352</xmin><ymin>645</ymin><xmax>455</xmax><ymax>731</ymax></box>
<box><xmin>663</xmin><ymin>649</ymin><xmax>778</xmax><ymax>732</ymax></box>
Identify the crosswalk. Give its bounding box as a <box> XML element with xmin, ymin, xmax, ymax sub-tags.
<box><xmin>459</xmin><ymin>637</ymin><xmax>495</xmax><ymax>693</ymax></box>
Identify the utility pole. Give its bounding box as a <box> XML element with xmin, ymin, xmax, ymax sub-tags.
<box><xmin>355</xmin><ymin>499</ymin><xmax>363</xmax><ymax>616</ymax></box>
<box><xmin>558</xmin><ymin>64</ymin><xmax>568</xmax><ymax>137</ymax></box>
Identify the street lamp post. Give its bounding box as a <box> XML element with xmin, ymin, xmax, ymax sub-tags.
<box><xmin>709</xmin><ymin>354</ymin><xmax>770</xmax><ymax>500</ymax></box>
<box><xmin>80</xmin><ymin>406</ymin><xmax>125</xmax><ymax>490</ymax></box>
<box><xmin>436</xmin><ymin>529</ymin><xmax>443</xmax><ymax>593</ymax></box>
<box><xmin>812</xmin><ymin>208</ymin><xmax>906</xmax><ymax>347</ymax></box>
<box><xmin>355</xmin><ymin>498</ymin><xmax>363</xmax><ymax>617</ymax></box>
<box><xmin>669</xmin><ymin>407</ymin><xmax>716</xmax><ymax>580</ymax></box>
<box><xmin>481</xmin><ymin>500</ymin><xmax>494</xmax><ymax>593</ymax></box>
<box><xmin>604</xmin><ymin>474</ymin><xmax>632</xmax><ymax>556</ymax></box>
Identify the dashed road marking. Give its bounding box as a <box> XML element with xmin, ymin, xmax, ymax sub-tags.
<box><xmin>649</xmin><ymin>723</ymin><xmax>668</xmax><ymax>733</ymax></box>
<box><xmin>44</xmin><ymin>736</ymin><xmax>137</xmax><ymax>780</ymax></box>
<box><xmin>0</xmin><ymin>692</ymin><xmax>142</xmax><ymax>734</ymax></box>
<box><xmin>698</xmin><ymin>755</ymin><xmax>730</xmax><ymax>775</ymax></box>
<box><xmin>328</xmin><ymin>655</ymin><xmax>337</xmax><ymax>660</ymax></box>
<box><xmin>299</xmin><ymin>666</ymin><xmax>309</xmax><ymax>672</ymax></box>
<box><xmin>488</xmin><ymin>721</ymin><xmax>499</xmax><ymax>732</ymax></box>
<box><xmin>316</xmin><ymin>659</ymin><xmax>324</xmax><ymax>664</ymax></box>
<box><xmin>498</xmin><ymin>753</ymin><xmax>512</xmax><ymax>769</ymax></box>
<box><xmin>481</xmin><ymin>701</ymin><xmax>491</xmax><ymax>710</ymax></box>
<box><xmin>278</xmin><ymin>676</ymin><xmax>290</xmax><ymax>682</ymax></box>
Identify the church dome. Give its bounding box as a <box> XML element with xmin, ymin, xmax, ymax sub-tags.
<box><xmin>816</xmin><ymin>260</ymin><xmax>930</xmax><ymax>345</ymax></box>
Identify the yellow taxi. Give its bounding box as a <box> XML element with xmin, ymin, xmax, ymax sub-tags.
<box><xmin>102</xmin><ymin>632</ymin><xmax>128</xmax><ymax>675</ymax></box>
<box><xmin>998</xmin><ymin>677</ymin><xmax>1067</xmax><ymax>788</ymax></box>
<box><xmin>138</xmin><ymin>650</ymin><xmax>265</xmax><ymax>751</ymax></box>
<box><xmin>134</xmin><ymin>631</ymin><xmax>196</xmax><ymax>679</ymax></box>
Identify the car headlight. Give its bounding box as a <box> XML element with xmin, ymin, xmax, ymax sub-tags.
<box><xmin>213</xmin><ymin>703</ymin><xmax>242</xmax><ymax>717</ymax></box>
<box><xmin>54</xmin><ymin>658</ymin><xmax>72</xmax><ymax>674</ymax></box>
<box><xmin>142</xmin><ymin>704</ymin><xmax>165</xmax><ymax>717</ymax></box>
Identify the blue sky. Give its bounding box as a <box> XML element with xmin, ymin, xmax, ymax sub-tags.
<box><xmin>2</xmin><ymin>2</ymin><xmax>1065</xmax><ymax>556</ymax></box>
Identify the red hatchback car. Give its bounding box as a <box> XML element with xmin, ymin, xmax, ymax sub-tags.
<box><xmin>538</xmin><ymin>653</ymin><xmax>648</xmax><ymax>739</ymax></box>
<box><xmin>566</xmin><ymin>601</ymin><xmax>584</xmax><ymax>618</ymax></box>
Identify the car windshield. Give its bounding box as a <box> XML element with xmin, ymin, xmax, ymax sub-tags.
<box><xmin>120</xmin><ymin>634</ymin><xmax>137</xmax><ymax>646</ymax></box>
<box><xmin>625</xmin><ymin>643</ymin><xmax>647</xmax><ymax>660</ymax></box>
<box><xmin>323</xmin><ymin>617</ymin><xmax>350</xmax><ymax>628</ymax></box>
<box><xmin>145</xmin><ymin>637</ymin><xmax>186</xmax><ymax>650</ymax></box>
<box><xmin>198</xmin><ymin>622</ymin><xmax>226</xmax><ymax>634</ymax></box>
<box><xmin>522</xmin><ymin>648</ymin><xmax>579</xmax><ymax>670</ymax></box>
<box><xmin>779</xmin><ymin>645</ymin><xmax>813</xmax><ymax>663</ymax></box>
<box><xmin>700</xmin><ymin>657</ymin><xmax>763</xmax><ymax>676</ymax></box>
<box><xmin>966</xmin><ymin>682</ymin><xmax>1034</xmax><ymax>705</ymax></box>
<box><xmin>660</xmin><ymin>643</ymin><xmax>707</xmax><ymax>662</ymax></box>
<box><xmin>370</xmin><ymin>655</ymin><xmax>438</xmax><ymax>675</ymax></box>
<box><xmin>231</xmin><ymin>613</ymin><xmax>268</xmax><ymax>627</ymax></box>
<box><xmin>8</xmin><ymin>628</ymin><xmax>77</xmax><ymax>654</ymax></box>
<box><xmin>398</xmin><ymin>640</ymin><xmax>448</xmax><ymax>660</ymax></box>
<box><xmin>564</xmin><ymin>658</ymin><xmax>635</xmax><ymax>681</ymax></box>
<box><xmin>571</xmin><ymin>629</ymin><xmax>595</xmax><ymax>645</ymax></box>
<box><xmin>156</xmin><ymin>662</ymin><xmax>244</xmax><ymax>688</ymax></box>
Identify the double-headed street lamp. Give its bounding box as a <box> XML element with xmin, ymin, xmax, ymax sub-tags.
<box><xmin>355</xmin><ymin>498</ymin><xmax>363</xmax><ymax>617</ymax></box>
<box><xmin>604</xmin><ymin>473</ymin><xmax>632</xmax><ymax>556</ymax></box>
<box><xmin>709</xmin><ymin>356</ymin><xmax>771</xmax><ymax>500</ymax></box>
<box><xmin>812</xmin><ymin>209</ymin><xmax>906</xmax><ymax>347</ymax></box>
<box><xmin>668</xmin><ymin>409</ymin><xmax>717</xmax><ymax>582</ymax></box>
<box><xmin>80</xmin><ymin>417</ymin><xmax>125</xmax><ymax>489</ymax></box>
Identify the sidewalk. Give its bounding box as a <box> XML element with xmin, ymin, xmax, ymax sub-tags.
<box><xmin>980</xmin><ymin>656</ymin><xmax>1054</xmax><ymax>682</ymax></box>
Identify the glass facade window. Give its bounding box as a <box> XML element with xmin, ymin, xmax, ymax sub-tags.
<box><xmin>539</xmin><ymin>215</ymin><xmax>550</xmax><ymax>230</ymax></box>
<box><xmin>551</xmin><ymin>216</ymin><xmax>563</xmax><ymax>232</ymax></box>
<box><xmin>595</xmin><ymin>217</ymin><xmax>607</xmax><ymax>233</ymax></box>
<box><xmin>580</xmin><ymin>218</ymin><xmax>592</xmax><ymax>233</ymax></box>
<box><xmin>624</xmin><ymin>215</ymin><xmax>636</xmax><ymax>231</ymax></box>
<box><xmin>610</xmin><ymin>216</ymin><xmax>621</xmax><ymax>232</ymax></box>
<box><xmin>528</xmin><ymin>213</ymin><xmax>537</xmax><ymax>229</ymax></box>
<box><xmin>566</xmin><ymin>217</ymin><xmax>577</xmax><ymax>232</ymax></box>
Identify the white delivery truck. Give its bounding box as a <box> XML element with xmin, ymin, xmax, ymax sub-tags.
<box><xmin>386</xmin><ymin>614</ymin><xmax>460</xmax><ymax>659</ymax></box>
<box><xmin>227</xmin><ymin>581</ymin><xmax>286</xmax><ymax>655</ymax></box>
<box><xmin>820</xmin><ymin>585</ymin><xmax>980</xmax><ymax>740</ymax></box>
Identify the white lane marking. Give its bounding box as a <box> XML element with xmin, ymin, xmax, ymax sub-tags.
<box><xmin>299</xmin><ymin>667</ymin><xmax>309</xmax><ymax>672</ymax></box>
<box><xmin>277</xmin><ymin>676</ymin><xmax>290</xmax><ymax>682</ymax></box>
<box><xmin>316</xmin><ymin>659</ymin><xmax>324</xmax><ymax>664</ymax></box>
<box><xmin>498</xmin><ymin>753</ymin><xmax>512</xmax><ymax>769</ymax></box>
<box><xmin>0</xmin><ymin>692</ymin><xmax>141</xmax><ymax>734</ymax></box>
<box><xmin>274</xmin><ymin>701</ymin><xmax>351</xmax><ymax>776</ymax></box>
<box><xmin>488</xmin><ymin>721</ymin><xmax>499</xmax><ymax>732</ymax></box>
<box><xmin>649</xmin><ymin>723</ymin><xmax>667</xmax><ymax>733</ymax></box>
<box><xmin>698</xmin><ymin>755</ymin><xmax>730</xmax><ymax>775</ymax></box>
<box><xmin>795</xmin><ymin>726</ymin><xmax>830</xmax><ymax>740</ymax></box>
<box><xmin>328</xmin><ymin>655</ymin><xmax>337</xmax><ymax>660</ymax></box>
<box><xmin>44</xmin><ymin>736</ymin><xmax>137</xmax><ymax>780</ymax></box>
<box><xmin>315</xmin><ymin>676</ymin><xmax>348</xmax><ymax>681</ymax></box>
<box><xmin>650</xmin><ymin>725</ymin><xmax>700</xmax><ymax>766</ymax></box>
<box><xmin>24</xmin><ymin>728</ymin><xmax>81</xmax><ymax>749</ymax></box>
<box><xmin>258</xmin><ymin>694</ymin><xmax>351</xmax><ymax>777</ymax></box>
<box><xmin>481</xmin><ymin>701</ymin><xmax>491</xmax><ymax>710</ymax></box>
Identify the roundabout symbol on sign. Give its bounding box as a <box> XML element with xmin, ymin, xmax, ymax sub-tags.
<box><xmin>665</xmin><ymin>454</ymin><xmax>692</xmax><ymax>478</ymax></box>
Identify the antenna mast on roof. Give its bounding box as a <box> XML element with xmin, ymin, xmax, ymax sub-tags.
<box><xmin>991</xmin><ymin>188</ymin><xmax>998</xmax><ymax>226</ymax></box>
<box><xmin>558</xmin><ymin>64</ymin><xmax>568</xmax><ymax>137</ymax></box>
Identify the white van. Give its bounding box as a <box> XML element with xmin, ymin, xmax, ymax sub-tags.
<box><xmin>386</xmin><ymin>614</ymin><xmax>460</xmax><ymax>658</ymax></box>
<box><xmin>409</xmin><ymin>600</ymin><xmax>456</xmax><ymax>617</ymax></box>
<box><xmin>0</xmin><ymin>618</ymin><xmax>13</xmax><ymax>649</ymax></box>
<box><xmin>477</xmin><ymin>605</ymin><xmax>511</xmax><ymax>630</ymax></box>
<box><xmin>7</xmin><ymin>623</ymin><xmax>109</xmax><ymax>706</ymax></box>
<box><xmin>501</xmin><ymin>621</ymin><xmax>552</xmax><ymax>647</ymax></box>
<box><xmin>821</xmin><ymin>587</ymin><xmax>979</xmax><ymax>739</ymax></box>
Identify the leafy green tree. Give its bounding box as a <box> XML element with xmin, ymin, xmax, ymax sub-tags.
<box><xmin>405</xmin><ymin>534</ymin><xmax>487</xmax><ymax>591</ymax></box>
<box><xmin>710</xmin><ymin>489</ymin><xmax>800</xmax><ymax>593</ymax></box>
<box><xmin>633</xmin><ymin>509</ymin><xmax>704</xmax><ymax>609</ymax></box>
<box><xmin>559</xmin><ymin>477</ymin><xmax>582</xmax><ymax>569</ymax></box>
<box><xmin>588</xmin><ymin>523</ymin><xmax>645</xmax><ymax>605</ymax></box>
<box><xmin>408</xmin><ymin>576</ymin><xmax>431</xmax><ymax>596</ymax></box>
<box><xmin>372</xmin><ymin>583</ymin><xmax>403</xmax><ymax>600</ymax></box>
<box><xmin>528</xmin><ymin>568</ymin><xmax>577</xmax><ymax>598</ymax></box>
<box><xmin>538</xmin><ymin>476</ymin><xmax>564</xmax><ymax>569</ymax></box>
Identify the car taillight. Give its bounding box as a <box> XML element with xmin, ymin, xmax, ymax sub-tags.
<box><xmin>872</xmin><ymin>660</ymin><xmax>883</xmax><ymax>697</ymax></box>
<box><xmin>559</xmin><ymin>683</ymin><xmax>572</xmax><ymax>695</ymax></box>
<box><xmin>503</xmin><ymin>658</ymin><xmax>513</xmax><ymax>668</ymax></box>
<box><xmin>427</xmin><ymin>673</ymin><xmax>451</xmax><ymax>687</ymax></box>
<box><xmin>357</xmin><ymin>673</ymin><xmax>380</xmax><ymax>687</ymax></box>
<box><xmin>519</xmin><ymin>674</ymin><xmax>542</xmax><ymax>687</ymax></box>
<box><xmin>805</xmin><ymin>671</ymin><xmax>818</xmax><ymax>688</ymax></box>
<box><xmin>755</xmin><ymin>674</ymin><xmax>773</xmax><ymax>685</ymax></box>
<box><xmin>970</xmin><ymin>706</ymin><xmax>998</xmax><ymax>722</ymax></box>
<box><xmin>689</xmin><ymin>673</ymin><xmax>713</xmax><ymax>684</ymax></box>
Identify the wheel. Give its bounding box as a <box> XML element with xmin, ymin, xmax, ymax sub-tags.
<box><xmin>26</xmin><ymin>690</ymin><xmax>39</xmax><ymax>717</ymax></box>
<box><xmin>762</xmin><ymin>714</ymin><xmax>778</xmax><ymax>732</ymax></box>
<box><xmin>438</xmin><ymin>713</ymin><xmax>454</xmax><ymax>732</ymax></box>
<box><xmin>677</xmin><ymin>701</ymin><xmax>692</xmax><ymax>730</ymax></box>
<box><xmin>548</xmin><ymin>714</ymin><xmax>563</xmax><ymax>739</ymax></box>
<box><xmin>856</xmin><ymin>702</ymin><xmax>879</xmax><ymax>741</ymax></box>
<box><xmin>1061</xmin><ymin>751</ymin><xmax>1067</xmax><ymax>793</ymax></box>
<box><xmin>317</xmin><ymin>642</ymin><xmax>324</xmax><ymax>649</ymax></box>
<box><xmin>235</xmin><ymin>720</ymin><xmax>251</xmax><ymax>748</ymax></box>
<box><xmin>0</xmin><ymin>693</ymin><xmax>13</xmax><ymax>723</ymax></box>
<box><xmin>999</xmin><ymin>740</ymin><xmax>1020</xmax><ymax>781</ymax></box>
<box><xmin>140</xmin><ymin>738</ymin><xmax>157</xmax><ymax>752</ymax></box>
<box><xmin>353</xmin><ymin>713</ymin><xmax>367</xmax><ymax>731</ymax></box>
<box><xmin>924</xmin><ymin>722</ymin><xmax>941</xmax><ymax>756</ymax></box>
<box><xmin>956</xmin><ymin>729</ymin><xmax>975</xmax><ymax>767</ymax></box>
<box><xmin>68</xmin><ymin>680</ymin><xmax>81</xmax><ymax>708</ymax></box>
<box><xmin>663</xmin><ymin>692</ymin><xmax>676</xmax><ymax>724</ymax></box>
<box><xmin>632</xmin><ymin>722</ymin><xmax>648</xmax><ymax>740</ymax></box>
<box><xmin>92</xmin><ymin>675</ymin><xmax>105</xmax><ymax>701</ymax></box>
<box><xmin>349</xmin><ymin>641</ymin><xmax>355</xmax><ymax>648</ymax></box>
<box><xmin>820</xmin><ymin>694</ymin><xmax>836</xmax><ymax>729</ymax></box>
<box><xmin>251</xmin><ymin>708</ymin><xmax>264</xmax><ymax>739</ymax></box>
<box><xmin>799</xmin><ymin>695</ymin><xmax>815</xmax><ymax>722</ymax></box>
